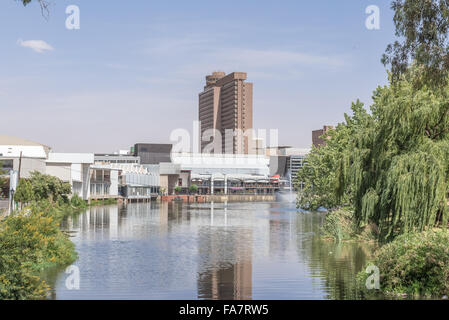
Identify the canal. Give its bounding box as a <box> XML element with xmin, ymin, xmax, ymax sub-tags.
<box><xmin>44</xmin><ymin>201</ymin><xmax>377</xmax><ymax>299</ymax></box>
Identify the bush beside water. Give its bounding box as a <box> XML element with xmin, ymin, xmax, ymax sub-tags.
<box><xmin>0</xmin><ymin>172</ymin><xmax>89</xmax><ymax>299</ymax></box>
<box><xmin>357</xmin><ymin>230</ymin><xmax>449</xmax><ymax>298</ymax></box>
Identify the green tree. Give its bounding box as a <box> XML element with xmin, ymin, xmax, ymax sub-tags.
<box><xmin>27</xmin><ymin>171</ymin><xmax>72</xmax><ymax>203</ymax></box>
<box><xmin>189</xmin><ymin>184</ymin><xmax>199</xmax><ymax>194</ymax></box>
<box><xmin>174</xmin><ymin>186</ymin><xmax>182</xmax><ymax>194</ymax></box>
<box><xmin>382</xmin><ymin>0</ymin><xmax>449</xmax><ymax>87</ymax></box>
<box><xmin>339</xmin><ymin>70</ymin><xmax>449</xmax><ymax>241</ymax></box>
<box><xmin>14</xmin><ymin>179</ymin><xmax>34</xmax><ymax>205</ymax></box>
<box><xmin>295</xmin><ymin>100</ymin><xmax>372</xmax><ymax>210</ymax></box>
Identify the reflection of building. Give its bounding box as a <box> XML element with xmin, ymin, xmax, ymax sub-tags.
<box><xmin>312</xmin><ymin>125</ymin><xmax>333</xmax><ymax>147</ymax></box>
<box><xmin>268</xmin><ymin>203</ymin><xmax>291</xmax><ymax>255</ymax></box>
<box><xmin>199</xmin><ymin>72</ymin><xmax>253</xmax><ymax>154</ymax></box>
<box><xmin>197</xmin><ymin>226</ymin><xmax>252</xmax><ymax>300</ymax></box>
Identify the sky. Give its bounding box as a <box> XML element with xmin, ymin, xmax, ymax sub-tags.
<box><xmin>0</xmin><ymin>0</ymin><xmax>395</xmax><ymax>153</ymax></box>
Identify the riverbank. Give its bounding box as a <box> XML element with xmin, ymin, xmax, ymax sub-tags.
<box><xmin>319</xmin><ymin>207</ymin><xmax>449</xmax><ymax>298</ymax></box>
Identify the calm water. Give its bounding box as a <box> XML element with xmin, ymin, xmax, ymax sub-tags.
<box><xmin>44</xmin><ymin>201</ymin><xmax>376</xmax><ymax>300</ymax></box>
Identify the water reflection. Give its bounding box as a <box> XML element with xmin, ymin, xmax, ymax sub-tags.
<box><xmin>46</xmin><ymin>201</ymin><xmax>376</xmax><ymax>300</ymax></box>
<box><xmin>197</xmin><ymin>225</ymin><xmax>252</xmax><ymax>300</ymax></box>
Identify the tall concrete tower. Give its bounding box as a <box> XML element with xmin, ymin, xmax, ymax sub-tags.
<box><xmin>198</xmin><ymin>72</ymin><xmax>253</xmax><ymax>154</ymax></box>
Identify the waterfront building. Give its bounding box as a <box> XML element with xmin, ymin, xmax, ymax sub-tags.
<box><xmin>199</xmin><ymin>72</ymin><xmax>253</xmax><ymax>154</ymax></box>
<box><xmin>0</xmin><ymin>135</ymin><xmax>49</xmax><ymax>178</ymax></box>
<box><xmin>88</xmin><ymin>164</ymin><xmax>120</xmax><ymax>200</ymax></box>
<box><xmin>168</xmin><ymin>152</ymin><xmax>276</xmax><ymax>195</ymax></box>
<box><xmin>46</xmin><ymin>153</ymin><xmax>94</xmax><ymax>200</ymax></box>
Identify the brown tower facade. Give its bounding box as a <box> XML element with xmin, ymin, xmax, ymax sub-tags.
<box><xmin>199</xmin><ymin>72</ymin><xmax>253</xmax><ymax>154</ymax></box>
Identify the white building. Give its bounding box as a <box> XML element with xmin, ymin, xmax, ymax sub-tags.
<box><xmin>157</xmin><ymin>152</ymin><xmax>273</xmax><ymax>195</ymax></box>
<box><xmin>0</xmin><ymin>135</ymin><xmax>49</xmax><ymax>178</ymax></box>
<box><xmin>88</xmin><ymin>164</ymin><xmax>120</xmax><ymax>199</ymax></box>
<box><xmin>171</xmin><ymin>152</ymin><xmax>270</xmax><ymax>176</ymax></box>
<box><xmin>93</xmin><ymin>163</ymin><xmax>160</xmax><ymax>199</ymax></box>
<box><xmin>46</xmin><ymin>153</ymin><xmax>94</xmax><ymax>200</ymax></box>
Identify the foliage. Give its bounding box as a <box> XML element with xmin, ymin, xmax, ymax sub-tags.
<box><xmin>14</xmin><ymin>179</ymin><xmax>34</xmax><ymax>204</ymax></box>
<box><xmin>89</xmin><ymin>198</ymin><xmax>117</xmax><ymax>206</ymax></box>
<box><xmin>322</xmin><ymin>208</ymin><xmax>379</xmax><ymax>243</ymax></box>
<box><xmin>295</xmin><ymin>100</ymin><xmax>372</xmax><ymax>210</ymax></box>
<box><xmin>0</xmin><ymin>162</ymin><xmax>8</xmax><ymax>198</ymax></box>
<box><xmin>382</xmin><ymin>0</ymin><xmax>449</xmax><ymax>87</ymax></box>
<box><xmin>300</xmin><ymin>69</ymin><xmax>449</xmax><ymax>242</ymax></box>
<box><xmin>0</xmin><ymin>205</ymin><xmax>77</xmax><ymax>299</ymax></box>
<box><xmin>70</xmin><ymin>194</ymin><xmax>87</xmax><ymax>208</ymax></box>
<box><xmin>0</xmin><ymin>170</ymin><xmax>87</xmax><ymax>299</ymax></box>
<box><xmin>174</xmin><ymin>186</ymin><xmax>182</xmax><ymax>194</ymax></box>
<box><xmin>322</xmin><ymin>208</ymin><xmax>358</xmax><ymax>242</ymax></box>
<box><xmin>189</xmin><ymin>184</ymin><xmax>199</xmax><ymax>194</ymax></box>
<box><xmin>26</xmin><ymin>171</ymin><xmax>72</xmax><ymax>203</ymax></box>
<box><xmin>358</xmin><ymin>230</ymin><xmax>449</xmax><ymax>297</ymax></box>
<box><xmin>339</xmin><ymin>71</ymin><xmax>449</xmax><ymax>241</ymax></box>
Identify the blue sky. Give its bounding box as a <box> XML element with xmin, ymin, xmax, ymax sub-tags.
<box><xmin>0</xmin><ymin>0</ymin><xmax>394</xmax><ymax>152</ymax></box>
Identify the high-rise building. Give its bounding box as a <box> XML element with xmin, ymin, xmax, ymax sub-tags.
<box><xmin>198</xmin><ymin>72</ymin><xmax>253</xmax><ymax>154</ymax></box>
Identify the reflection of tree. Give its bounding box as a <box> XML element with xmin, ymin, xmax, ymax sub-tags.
<box><xmin>295</xmin><ymin>213</ymin><xmax>376</xmax><ymax>300</ymax></box>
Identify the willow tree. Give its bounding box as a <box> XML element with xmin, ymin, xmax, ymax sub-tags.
<box><xmin>295</xmin><ymin>100</ymin><xmax>372</xmax><ymax>210</ymax></box>
<box><xmin>339</xmin><ymin>69</ymin><xmax>449</xmax><ymax>241</ymax></box>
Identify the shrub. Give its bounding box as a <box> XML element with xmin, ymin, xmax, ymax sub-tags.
<box><xmin>0</xmin><ymin>209</ymin><xmax>77</xmax><ymax>299</ymax></box>
<box><xmin>358</xmin><ymin>230</ymin><xmax>449</xmax><ymax>298</ymax></box>
<box><xmin>27</xmin><ymin>171</ymin><xmax>71</xmax><ymax>202</ymax></box>
<box><xmin>70</xmin><ymin>194</ymin><xmax>87</xmax><ymax>208</ymax></box>
<box><xmin>189</xmin><ymin>184</ymin><xmax>198</xmax><ymax>194</ymax></box>
<box><xmin>14</xmin><ymin>179</ymin><xmax>34</xmax><ymax>204</ymax></box>
<box><xmin>174</xmin><ymin>186</ymin><xmax>182</xmax><ymax>194</ymax></box>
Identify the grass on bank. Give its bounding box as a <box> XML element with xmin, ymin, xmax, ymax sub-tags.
<box><xmin>89</xmin><ymin>198</ymin><xmax>118</xmax><ymax>206</ymax></box>
<box><xmin>321</xmin><ymin>208</ymin><xmax>379</xmax><ymax>243</ymax></box>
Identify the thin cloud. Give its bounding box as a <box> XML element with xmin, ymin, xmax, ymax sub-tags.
<box><xmin>17</xmin><ymin>39</ymin><xmax>54</xmax><ymax>53</ymax></box>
